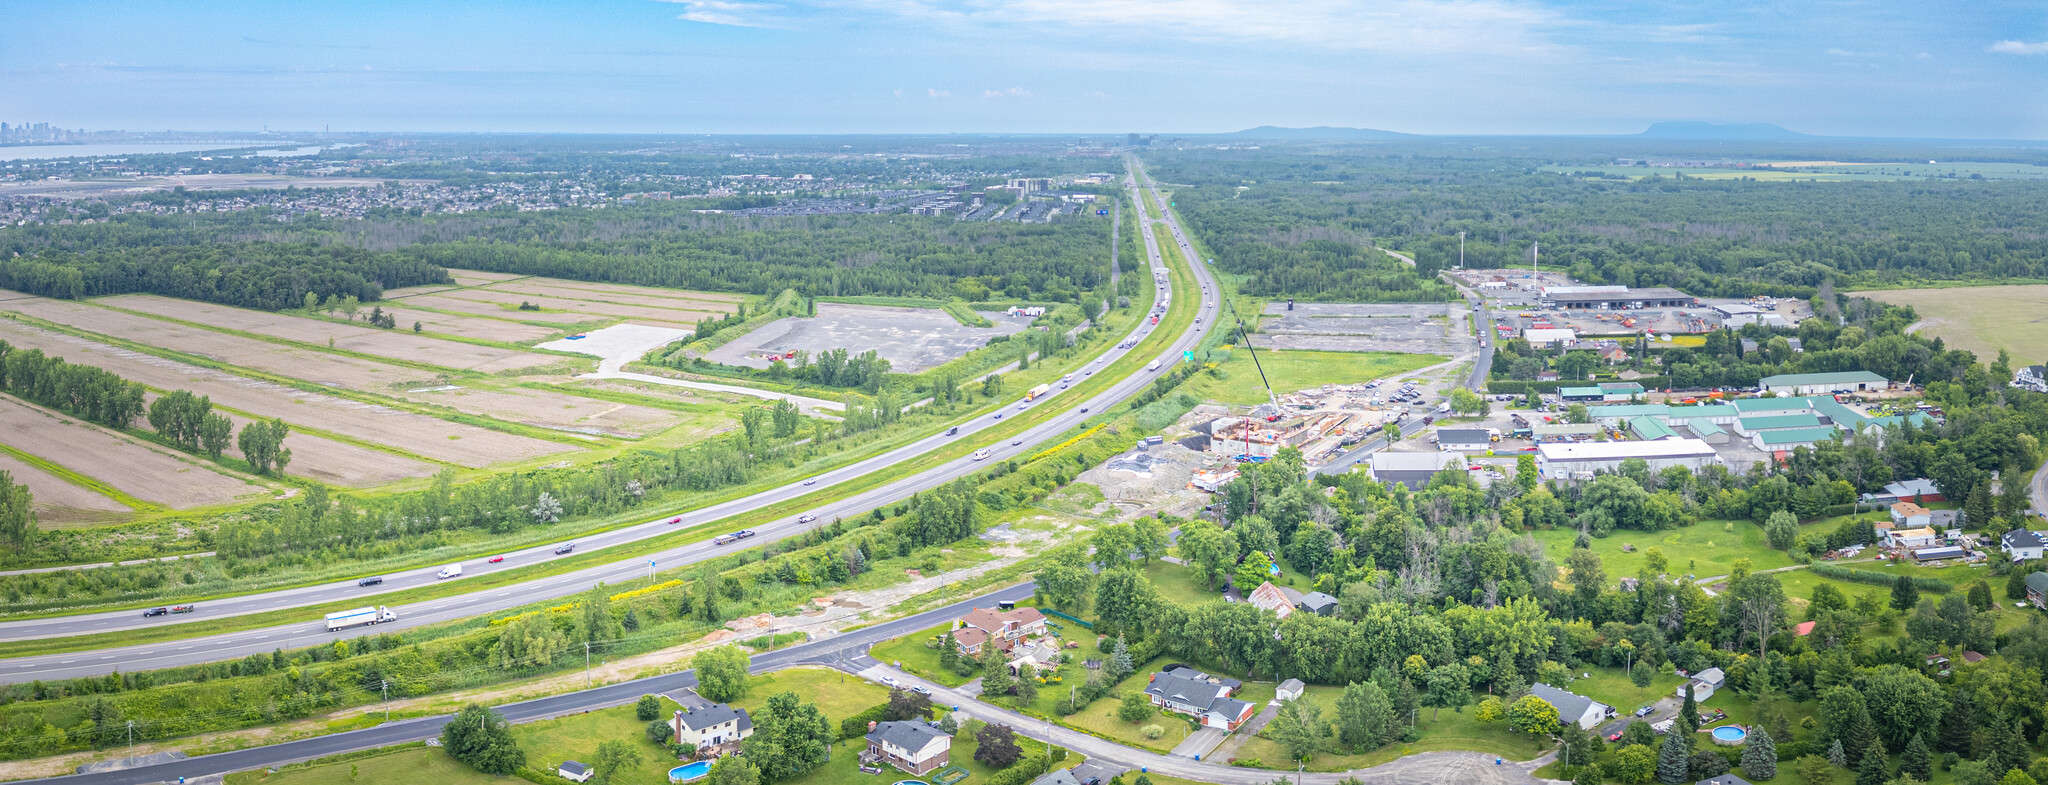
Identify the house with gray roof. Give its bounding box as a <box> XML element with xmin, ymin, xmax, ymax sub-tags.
<box><xmin>1530</xmin><ymin>681</ymin><xmax>1613</xmax><ymax>730</ymax></box>
<box><xmin>669</xmin><ymin>703</ymin><xmax>753</xmax><ymax>750</ymax></box>
<box><xmin>2001</xmin><ymin>529</ymin><xmax>2047</xmax><ymax>562</ymax></box>
<box><xmin>1145</xmin><ymin>670</ymin><xmax>1257</xmax><ymax>730</ymax></box>
<box><xmin>1031</xmin><ymin>769</ymin><xmax>1083</xmax><ymax>785</ymax></box>
<box><xmin>864</xmin><ymin>721</ymin><xmax>953</xmax><ymax>775</ymax></box>
<box><xmin>1297</xmin><ymin>592</ymin><xmax>1338</xmax><ymax>616</ymax></box>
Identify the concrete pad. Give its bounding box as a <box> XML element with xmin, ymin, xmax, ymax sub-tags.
<box><xmin>537</xmin><ymin>323</ymin><xmax>692</xmax><ymax>373</ymax></box>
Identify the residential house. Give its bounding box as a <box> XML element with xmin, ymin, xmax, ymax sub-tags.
<box><xmin>1678</xmin><ymin>667</ymin><xmax>1726</xmax><ymax>702</ymax></box>
<box><xmin>1600</xmin><ymin>347</ymin><xmax>1631</xmax><ymax>365</ymax></box>
<box><xmin>1030</xmin><ymin>769</ymin><xmax>1083</xmax><ymax>785</ymax></box>
<box><xmin>1297</xmin><ymin>592</ymin><xmax>1339</xmax><ymax>617</ymax></box>
<box><xmin>1697</xmin><ymin>776</ymin><xmax>1756</xmax><ymax>785</ymax></box>
<box><xmin>1887</xmin><ymin>527</ymin><xmax>1939</xmax><ymax>549</ymax></box>
<box><xmin>2027</xmin><ymin>573</ymin><xmax>2048</xmax><ymax>608</ymax></box>
<box><xmin>2016</xmin><ymin>365</ymin><xmax>2048</xmax><ymax>394</ymax></box>
<box><xmin>1861</xmin><ymin>478</ymin><xmax>1944</xmax><ymax>505</ymax></box>
<box><xmin>952</xmin><ymin>606</ymin><xmax>1048</xmax><ymax>655</ymax></box>
<box><xmin>2001</xmin><ymin>529</ymin><xmax>2047</xmax><ymax>562</ymax></box>
<box><xmin>1144</xmin><ymin>670</ymin><xmax>1257</xmax><ymax>730</ymax></box>
<box><xmin>1435</xmin><ymin>428</ymin><xmax>1493</xmax><ymax>452</ymax></box>
<box><xmin>1890</xmin><ymin>502</ymin><xmax>1933</xmax><ymax>529</ymax></box>
<box><xmin>1247</xmin><ymin>581</ymin><xmax>1301</xmax><ymax>620</ymax></box>
<box><xmin>669</xmin><ymin>704</ymin><xmax>753</xmax><ymax>751</ymax></box>
<box><xmin>1276</xmin><ymin>679</ymin><xmax>1306</xmax><ymax>702</ymax></box>
<box><xmin>557</xmin><ymin>762</ymin><xmax>593</xmax><ymax>783</ymax></box>
<box><xmin>1530</xmin><ymin>682</ymin><xmax>1614</xmax><ymax>730</ymax></box>
<box><xmin>1792</xmin><ymin>621</ymin><xmax>1816</xmax><ymax>637</ymax></box>
<box><xmin>864</xmin><ymin>721</ymin><xmax>953</xmax><ymax>776</ymax></box>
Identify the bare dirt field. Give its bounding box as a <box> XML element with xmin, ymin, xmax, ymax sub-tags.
<box><xmin>423</xmin><ymin>288</ymin><xmax>728</xmax><ymax>327</ymax></box>
<box><xmin>341</xmin><ymin>303</ymin><xmax>557</xmax><ymax>342</ymax></box>
<box><xmin>484</xmin><ymin>279</ymin><xmax>741</xmax><ymax>311</ymax></box>
<box><xmin>0</xmin><ymin>397</ymin><xmax>271</xmax><ymax>509</ymax></box>
<box><xmin>502</xmin><ymin>277</ymin><xmax>742</xmax><ymax>305</ymax></box>
<box><xmin>393</xmin><ymin>293</ymin><xmax>610</xmax><ymax>325</ymax></box>
<box><xmin>404</xmin><ymin>385</ymin><xmax>682</xmax><ymax>438</ymax></box>
<box><xmin>0</xmin><ymin>320</ymin><xmax>572</xmax><ymax>469</ymax></box>
<box><xmin>706</xmin><ymin>303</ymin><xmax>1023</xmax><ymax>373</ymax></box>
<box><xmin>98</xmin><ymin>295</ymin><xmax>558</xmax><ymax>373</ymax></box>
<box><xmin>446</xmin><ymin>269</ymin><xmax>527</xmax><ymax>286</ymax></box>
<box><xmin>137</xmin><ymin>391</ymin><xmax>436</xmax><ymax>487</ymax></box>
<box><xmin>0</xmin><ymin>452</ymin><xmax>127</xmax><ymax>521</ymax></box>
<box><xmin>1859</xmin><ymin>285</ymin><xmax>2048</xmax><ymax>366</ymax></box>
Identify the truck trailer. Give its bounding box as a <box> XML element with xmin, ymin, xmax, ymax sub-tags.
<box><xmin>1025</xmin><ymin>383</ymin><xmax>1051</xmax><ymax>401</ymax></box>
<box><xmin>325</xmin><ymin>605</ymin><xmax>397</xmax><ymax>632</ymax></box>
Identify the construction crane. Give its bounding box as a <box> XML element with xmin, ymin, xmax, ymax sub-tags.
<box><xmin>1231</xmin><ymin>316</ymin><xmax>1280</xmax><ymax>412</ymax></box>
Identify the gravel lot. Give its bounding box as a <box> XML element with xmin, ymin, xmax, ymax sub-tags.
<box><xmin>707</xmin><ymin>303</ymin><xmax>1026</xmax><ymax>373</ymax></box>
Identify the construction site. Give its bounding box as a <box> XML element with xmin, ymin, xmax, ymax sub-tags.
<box><xmin>1189</xmin><ymin>384</ymin><xmax>1404</xmax><ymax>465</ymax></box>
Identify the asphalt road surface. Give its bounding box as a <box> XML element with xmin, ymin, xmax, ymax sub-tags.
<box><xmin>0</xmin><ymin>163</ymin><xmax>1224</xmax><ymax>684</ymax></box>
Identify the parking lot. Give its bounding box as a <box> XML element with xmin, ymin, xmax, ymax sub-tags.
<box><xmin>706</xmin><ymin>302</ymin><xmax>1029</xmax><ymax>373</ymax></box>
<box><xmin>1259</xmin><ymin>302</ymin><xmax>1475</xmax><ymax>355</ymax></box>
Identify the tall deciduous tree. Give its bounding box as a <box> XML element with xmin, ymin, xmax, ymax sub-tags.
<box><xmin>742</xmin><ymin>693</ymin><xmax>833</xmax><ymax>781</ymax></box>
<box><xmin>441</xmin><ymin>704</ymin><xmax>526</xmax><ymax>775</ymax></box>
<box><xmin>694</xmin><ymin>645</ymin><xmax>752</xmax><ymax>703</ymax></box>
<box><xmin>0</xmin><ymin>471</ymin><xmax>34</xmax><ymax>555</ymax></box>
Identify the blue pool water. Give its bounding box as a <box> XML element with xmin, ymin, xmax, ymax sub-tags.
<box><xmin>1712</xmin><ymin>726</ymin><xmax>1747</xmax><ymax>742</ymax></box>
<box><xmin>669</xmin><ymin>761</ymin><xmax>714</xmax><ymax>782</ymax></box>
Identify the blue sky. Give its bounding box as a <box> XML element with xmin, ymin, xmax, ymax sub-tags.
<box><xmin>6</xmin><ymin>0</ymin><xmax>2046</xmax><ymax>137</ymax></box>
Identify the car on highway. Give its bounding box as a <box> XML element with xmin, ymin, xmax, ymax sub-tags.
<box><xmin>1016</xmin><ymin>402</ymin><xmax>1028</xmax><ymax>410</ymax></box>
<box><xmin>553</xmin><ymin>543</ymin><xmax>576</xmax><ymax>555</ymax></box>
<box><xmin>358</xmin><ymin>576</ymin><xmax>384</xmax><ymax>587</ymax></box>
<box><xmin>992</xmin><ymin>412</ymin><xmax>1002</xmax><ymax>420</ymax></box>
<box><xmin>1079</xmin><ymin>407</ymin><xmax>1089</xmax><ymax>413</ymax></box>
<box><xmin>668</xmin><ymin>516</ymin><xmax>683</xmax><ymax>524</ymax></box>
<box><xmin>910</xmin><ymin>685</ymin><xmax>931</xmax><ymax>695</ymax></box>
<box><xmin>170</xmin><ymin>605</ymin><xmax>195</xmax><ymax>614</ymax></box>
<box><xmin>1011</xmin><ymin>439</ymin><xmax>1022</xmax><ymax>446</ymax></box>
<box><xmin>972</xmin><ymin>449</ymin><xmax>992</xmax><ymax>461</ymax></box>
<box><xmin>488</xmin><ymin>555</ymin><xmax>505</xmax><ymax>563</ymax></box>
<box><xmin>142</xmin><ymin>607</ymin><xmax>169</xmax><ymax>617</ymax></box>
<box><xmin>946</xmin><ymin>426</ymin><xmax>960</xmax><ymax>436</ymax></box>
<box><xmin>797</xmin><ymin>513</ymin><xmax>818</xmax><ymax>524</ymax></box>
<box><xmin>802</xmin><ymin>478</ymin><xmax>817</xmax><ymax>485</ymax></box>
<box><xmin>880</xmin><ymin>676</ymin><xmax>900</xmax><ymax>688</ymax></box>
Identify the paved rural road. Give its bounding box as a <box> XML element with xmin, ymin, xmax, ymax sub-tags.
<box><xmin>0</xmin><ymin>161</ymin><xmax>1225</xmax><ymax>683</ymax></box>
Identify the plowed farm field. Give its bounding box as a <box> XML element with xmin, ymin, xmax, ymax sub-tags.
<box><xmin>0</xmin><ymin>319</ymin><xmax>572</xmax><ymax>471</ymax></box>
<box><xmin>98</xmin><ymin>295</ymin><xmax>557</xmax><ymax>373</ymax></box>
<box><xmin>402</xmin><ymin>289</ymin><xmax>727</xmax><ymax>328</ymax></box>
<box><xmin>0</xmin><ymin>452</ymin><xmax>127</xmax><ymax>523</ymax></box>
<box><xmin>0</xmin><ymin>396</ymin><xmax>271</xmax><ymax>509</ymax></box>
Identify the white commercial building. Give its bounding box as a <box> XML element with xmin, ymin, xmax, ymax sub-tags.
<box><xmin>1523</xmin><ymin>328</ymin><xmax>1578</xmax><ymax>347</ymax></box>
<box><xmin>1535</xmin><ymin>438</ymin><xmax>1720</xmax><ymax>480</ymax></box>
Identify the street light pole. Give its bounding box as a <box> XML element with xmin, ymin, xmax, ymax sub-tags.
<box><xmin>585</xmin><ymin>642</ymin><xmax>592</xmax><ymax>687</ymax></box>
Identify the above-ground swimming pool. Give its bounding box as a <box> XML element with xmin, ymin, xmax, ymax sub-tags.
<box><xmin>1711</xmin><ymin>726</ymin><xmax>1748</xmax><ymax>746</ymax></box>
<box><xmin>669</xmin><ymin>761</ymin><xmax>714</xmax><ymax>782</ymax></box>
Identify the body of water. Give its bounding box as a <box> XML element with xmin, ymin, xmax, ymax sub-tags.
<box><xmin>0</xmin><ymin>141</ymin><xmax>298</xmax><ymax>161</ymax></box>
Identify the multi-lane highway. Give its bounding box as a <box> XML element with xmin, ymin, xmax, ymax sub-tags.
<box><xmin>0</xmin><ymin>162</ymin><xmax>1224</xmax><ymax>684</ymax></box>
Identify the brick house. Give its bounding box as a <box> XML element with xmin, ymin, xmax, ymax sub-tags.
<box><xmin>864</xmin><ymin>721</ymin><xmax>952</xmax><ymax>775</ymax></box>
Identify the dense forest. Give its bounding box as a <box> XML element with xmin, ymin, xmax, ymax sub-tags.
<box><xmin>1153</xmin><ymin>150</ymin><xmax>2048</xmax><ymax>300</ymax></box>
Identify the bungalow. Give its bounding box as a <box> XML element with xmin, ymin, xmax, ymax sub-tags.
<box><xmin>1297</xmin><ymin>591</ymin><xmax>1339</xmax><ymax>617</ymax></box>
<box><xmin>1890</xmin><ymin>502</ymin><xmax>1933</xmax><ymax>529</ymax></box>
<box><xmin>1792</xmin><ymin>621</ymin><xmax>1816</xmax><ymax>637</ymax></box>
<box><xmin>1888</xmin><ymin>527</ymin><xmax>1939</xmax><ymax>549</ymax></box>
<box><xmin>952</xmin><ymin>606</ymin><xmax>1048</xmax><ymax>655</ymax></box>
<box><xmin>864</xmin><ymin>721</ymin><xmax>953</xmax><ymax>776</ymax></box>
<box><xmin>557</xmin><ymin>761</ymin><xmax>593</xmax><ymax>783</ymax></box>
<box><xmin>1144</xmin><ymin>670</ymin><xmax>1257</xmax><ymax>730</ymax></box>
<box><xmin>1600</xmin><ymin>347</ymin><xmax>1631</xmax><ymax>365</ymax></box>
<box><xmin>1031</xmin><ymin>770</ymin><xmax>1084</xmax><ymax>785</ymax></box>
<box><xmin>1247</xmin><ymin>581</ymin><xmax>1300</xmax><ymax>620</ymax></box>
<box><xmin>1678</xmin><ymin>667</ymin><xmax>1726</xmax><ymax>702</ymax></box>
<box><xmin>2000</xmin><ymin>529</ymin><xmax>2047</xmax><ymax>562</ymax></box>
<box><xmin>2027</xmin><ymin>573</ymin><xmax>2048</xmax><ymax>609</ymax></box>
<box><xmin>1530</xmin><ymin>682</ymin><xmax>1614</xmax><ymax>730</ymax></box>
<box><xmin>1697</xmin><ymin>776</ymin><xmax>1756</xmax><ymax>785</ymax></box>
<box><xmin>669</xmin><ymin>703</ymin><xmax>753</xmax><ymax>751</ymax></box>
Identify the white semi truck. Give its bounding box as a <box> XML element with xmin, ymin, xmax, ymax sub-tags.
<box><xmin>325</xmin><ymin>605</ymin><xmax>397</xmax><ymax>632</ymax></box>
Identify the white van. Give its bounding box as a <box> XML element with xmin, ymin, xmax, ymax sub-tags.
<box><xmin>437</xmin><ymin>563</ymin><xmax>463</xmax><ymax>579</ymax></box>
<box><xmin>972</xmin><ymin>449</ymin><xmax>992</xmax><ymax>461</ymax></box>
<box><xmin>1146</xmin><ymin>360</ymin><xmax>1161</xmax><ymax>371</ymax></box>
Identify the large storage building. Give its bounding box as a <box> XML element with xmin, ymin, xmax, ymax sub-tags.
<box><xmin>1536</xmin><ymin>439</ymin><xmax>1720</xmax><ymax>480</ymax></box>
<box><xmin>1757</xmin><ymin>371</ymin><xmax>1890</xmax><ymax>396</ymax></box>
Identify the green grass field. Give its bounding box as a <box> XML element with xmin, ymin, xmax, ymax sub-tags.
<box><xmin>1856</xmin><ymin>284</ymin><xmax>2048</xmax><ymax>365</ymax></box>
<box><xmin>510</xmin><ymin>702</ymin><xmax>680</xmax><ymax>785</ymax></box>
<box><xmin>870</xmin><ymin>623</ymin><xmax>976</xmax><ymax>687</ymax></box>
<box><xmin>1184</xmin><ymin>348</ymin><xmax>1444</xmax><ymax>406</ymax></box>
<box><xmin>736</xmin><ymin>667</ymin><xmax>895</xmax><ymax>723</ymax></box>
<box><xmin>1529</xmin><ymin>519</ymin><xmax>1795</xmax><ymax>583</ymax></box>
<box><xmin>1231</xmin><ymin>683</ymin><xmax>1548</xmax><ymax>771</ymax></box>
<box><xmin>226</xmin><ymin>746</ymin><xmax>508</xmax><ymax>785</ymax></box>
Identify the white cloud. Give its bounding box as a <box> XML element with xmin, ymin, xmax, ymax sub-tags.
<box><xmin>927</xmin><ymin>88</ymin><xmax>950</xmax><ymax>98</ymax></box>
<box><xmin>982</xmin><ymin>86</ymin><xmax>1031</xmax><ymax>98</ymax></box>
<box><xmin>1989</xmin><ymin>39</ymin><xmax>2048</xmax><ymax>55</ymax></box>
<box><xmin>656</xmin><ymin>0</ymin><xmax>781</xmax><ymax>27</ymax></box>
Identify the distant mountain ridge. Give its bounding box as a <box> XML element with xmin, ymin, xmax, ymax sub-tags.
<box><xmin>1227</xmin><ymin>125</ymin><xmax>1412</xmax><ymax>140</ymax></box>
<box><xmin>1635</xmin><ymin>122</ymin><xmax>1811</xmax><ymax>140</ymax></box>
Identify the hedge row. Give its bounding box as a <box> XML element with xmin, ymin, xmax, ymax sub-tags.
<box><xmin>1808</xmin><ymin>562</ymin><xmax>1952</xmax><ymax>593</ymax></box>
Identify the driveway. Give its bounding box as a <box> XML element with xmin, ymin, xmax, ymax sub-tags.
<box><xmin>1169</xmin><ymin>727</ymin><xmax>1229</xmax><ymax>759</ymax></box>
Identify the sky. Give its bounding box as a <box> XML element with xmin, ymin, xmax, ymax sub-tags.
<box><xmin>6</xmin><ymin>0</ymin><xmax>2047</xmax><ymax>138</ymax></box>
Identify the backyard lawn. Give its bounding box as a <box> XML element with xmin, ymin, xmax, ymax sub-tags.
<box><xmin>737</xmin><ymin>667</ymin><xmax>895</xmax><ymax>723</ymax></box>
<box><xmin>226</xmin><ymin>746</ymin><xmax>508</xmax><ymax>785</ymax></box>
<box><xmin>1142</xmin><ymin>560</ymin><xmax>1220</xmax><ymax>608</ymax></box>
<box><xmin>989</xmin><ymin>653</ymin><xmax>1196</xmax><ymax>753</ymax></box>
<box><xmin>512</xmin><ymin>702</ymin><xmax>681</xmax><ymax>785</ymax></box>
<box><xmin>777</xmin><ymin>730</ymin><xmax>1082</xmax><ymax>785</ymax></box>
<box><xmin>871</xmin><ymin>623</ymin><xmax>976</xmax><ymax>687</ymax></box>
<box><xmin>1231</xmin><ymin>683</ymin><xmax>1549</xmax><ymax>772</ymax></box>
<box><xmin>1565</xmin><ymin>667</ymin><xmax>1686</xmax><ymax>717</ymax></box>
<box><xmin>1531</xmin><ymin>519</ymin><xmax>1794</xmax><ymax>583</ymax></box>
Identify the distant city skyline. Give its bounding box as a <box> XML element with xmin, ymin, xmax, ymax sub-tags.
<box><xmin>7</xmin><ymin>0</ymin><xmax>2046</xmax><ymax>139</ymax></box>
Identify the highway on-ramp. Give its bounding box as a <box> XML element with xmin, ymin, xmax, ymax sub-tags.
<box><xmin>0</xmin><ymin>163</ymin><xmax>1224</xmax><ymax>684</ymax></box>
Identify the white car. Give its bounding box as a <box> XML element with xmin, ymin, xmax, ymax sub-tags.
<box><xmin>880</xmin><ymin>676</ymin><xmax>900</xmax><ymax>688</ymax></box>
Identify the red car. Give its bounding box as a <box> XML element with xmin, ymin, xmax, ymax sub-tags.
<box><xmin>487</xmin><ymin>556</ymin><xmax>505</xmax><ymax>564</ymax></box>
<box><xmin>668</xmin><ymin>517</ymin><xmax>682</xmax><ymax>524</ymax></box>
<box><xmin>1608</xmin><ymin>731</ymin><xmax>1624</xmax><ymax>742</ymax></box>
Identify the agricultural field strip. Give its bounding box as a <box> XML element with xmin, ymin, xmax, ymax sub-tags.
<box><xmin>388</xmin><ymin>293</ymin><xmax>644</xmax><ymax>326</ymax></box>
<box><xmin>133</xmin><ymin>389</ymin><xmax>437</xmax><ymax>488</ymax></box>
<box><xmin>444</xmin><ymin>269</ymin><xmax>527</xmax><ymax>285</ymax></box>
<box><xmin>475</xmin><ymin>279</ymin><xmax>741</xmax><ymax>312</ymax></box>
<box><xmin>347</xmin><ymin>298</ymin><xmax>578</xmax><ymax>339</ymax></box>
<box><xmin>95</xmin><ymin>294</ymin><xmax>560</xmax><ymax>374</ymax></box>
<box><xmin>0</xmin><ymin>319</ymin><xmax>570</xmax><ymax>468</ymax></box>
<box><xmin>0</xmin><ymin>452</ymin><xmax>127</xmax><ymax>514</ymax></box>
<box><xmin>416</xmin><ymin>288</ymin><xmax>728</xmax><ymax>327</ymax></box>
<box><xmin>488</xmin><ymin>275</ymin><xmax>742</xmax><ymax>303</ymax></box>
<box><xmin>0</xmin><ymin>164</ymin><xmax>1214</xmax><ymax>664</ymax></box>
<box><xmin>0</xmin><ymin>395</ymin><xmax>270</xmax><ymax>509</ymax></box>
<box><xmin>0</xmin><ymin>295</ymin><xmax>682</xmax><ymax>444</ymax></box>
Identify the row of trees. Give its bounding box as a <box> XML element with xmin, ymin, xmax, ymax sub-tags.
<box><xmin>0</xmin><ymin>244</ymin><xmax>448</xmax><ymax>310</ymax></box>
<box><xmin>0</xmin><ymin>342</ymin><xmax>145</xmax><ymax>429</ymax></box>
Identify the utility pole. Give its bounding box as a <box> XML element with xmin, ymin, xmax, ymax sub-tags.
<box><xmin>1458</xmin><ymin>231</ymin><xmax>1466</xmax><ymax>269</ymax></box>
<box><xmin>126</xmin><ymin>720</ymin><xmax>134</xmax><ymax>754</ymax></box>
<box><xmin>381</xmin><ymin>679</ymin><xmax>391</xmax><ymax>723</ymax></box>
<box><xmin>585</xmin><ymin>642</ymin><xmax>592</xmax><ymax>687</ymax></box>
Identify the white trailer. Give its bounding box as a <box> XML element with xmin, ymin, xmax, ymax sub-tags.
<box><xmin>325</xmin><ymin>605</ymin><xmax>397</xmax><ymax>632</ymax></box>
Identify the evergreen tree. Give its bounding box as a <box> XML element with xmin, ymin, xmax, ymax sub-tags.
<box><xmin>1937</xmin><ymin>689</ymin><xmax>1978</xmax><ymax>755</ymax></box>
<box><xmin>1680</xmin><ymin>688</ymin><xmax>1699</xmax><ymax>734</ymax></box>
<box><xmin>1899</xmin><ymin>734</ymin><xmax>1933</xmax><ymax>782</ymax></box>
<box><xmin>1855</xmin><ymin>748</ymin><xmax>1886</xmax><ymax>785</ymax></box>
<box><xmin>1657</xmin><ymin>726</ymin><xmax>1692</xmax><ymax>784</ymax></box>
<box><xmin>1987</xmin><ymin>714</ymin><xmax>2032</xmax><ymax>778</ymax></box>
<box><xmin>1742</xmin><ymin>725</ymin><xmax>1777</xmax><ymax>781</ymax></box>
<box><xmin>1829</xmin><ymin>739</ymin><xmax>1849</xmax><ymax>768</ymax></box>
<box><xmin>1109</xmin><ymin>634</ymin><xmax>1135</xmax><ymax>683</ymax></box>
<box><xmin>1891</xmin><ymin>574</ymin><xmax>1921</xmax><ymax>611</ymax></box>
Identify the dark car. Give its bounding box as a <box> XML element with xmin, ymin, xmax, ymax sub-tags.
<box><xmin>946</xmin><ymin>426</ymin><xmax>959</xmax><ymax>436</ymax></box>
<box><xmin>142</xmin><ymin>607</ymin><xmax>169</xmax><ymax>617</ymax></box>
<box><xmin>554</xmin><ymin>543</ymin><xmax>575</xmax><ymax>555</ymax></box>
<box><xmin>358</xmin><ymin>576</ymin><xmax>384</xmax><ymax>587</ymax></box>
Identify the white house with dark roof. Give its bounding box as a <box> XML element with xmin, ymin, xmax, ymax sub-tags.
<box><xmin>2016</xmin><ymin>365</ymin><xmax>2048</xmax><ymax>394</ymax></box>
<box><xmin>556</xmin><ymin>761</ymin><xmax>593</xmax><ymax>783</ymax></box>
<box><xmin>669</xmin><ymin>703</ymin><xmax>753</xmax><ymax>751</ymax></box>
<box><xmin>1030</xmin><ymin>769</ymin><xmax>1083</xmax><ymax>785</ymax></box>
<box><xmin>1530</xmin><ymin>681</ymin><xmax>1614</xmax><ymax>730</ymax></box>
<box><xmin>864</xmin><ymin>721</ymin><xmax>953</xmax><ymax>775</ymax></box>
<box><xmin>2001</xmin><ymin>529</ymin><xmax>2047</xmax><ymax>562</ymax></box>
<box><xmin>1678</xmin><ymin>667</ymin><xmax>1726</xmax><ymax>702</ymax></box>
<box><xmin>1144</xmin><ymin>670</ymin><xmax>1257</xmax><ymax>730</ymax></box>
